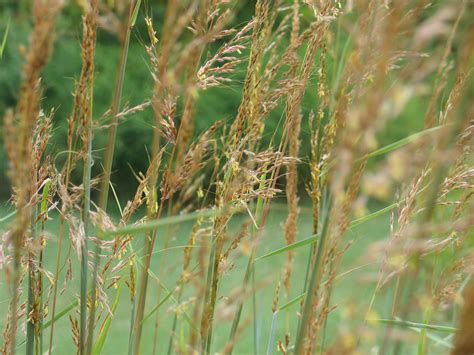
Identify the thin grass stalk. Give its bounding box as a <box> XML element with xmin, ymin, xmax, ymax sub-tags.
<box><xmin>173</xmin><ymin>0</ymin><xmax>209</xmax><ymax>165</ymax></box>
<box><xmin>129</xmin><ymin>2</ymin><xmax>179</xmax><ymax>350</ymax></box>
<box><xmin>36</xmin><ymin>198</ymin><xmax>48</xmax><ymax>355</ymax></box>
<box><xmin>267</xmin><ymin>311</ymin><xmax>278</xmax><ymax>355</ymax></box>
<box><xmin>200</xmin><ymin>134</ymin><xmax>246</xmax><ymax>352</ymax></box>
<box><xmin>9</xmin><ymin>256</ymin><xmax>21</xmax><ymax>355</ymax></box>
<box><xmin>56</xmin><ymin>1</ymin><xmax>99</xmax><ymax>353</ymax></box>
<box><xmin>30</xmin><ymin>179</ymin><xmax>49</xmax><ymax>355</ymax></box>
<box><xmin>166</xmin><ymin>211</ymin><xmax>209</xmax><ymax>354</ymax></box>
<box><xmin>73</xmin><ymin>2</ymin><xmax>99</xmax><ymax>354</ymax></box>
<box><xmin>130</xmin><ymin>142</ymin><xmax>170</xmax><ymax>352</ymax></box>
<box><xmin>80</xmin><ymin>104</ymin><xmax>93</xmax><ymax>355</ymax></box>
<box><xmin>98</xmin><ymin>0</ymin><xmax>139</xmax><ymax>210</ymax></box>
<box><xmin>228</xmin><ymin>175</ymin><xmax>266</xmax><ymax>353</ymax></box>
<box><xmin>48</xmin><ymin>107</ymin><xmax>80</xmax><ymax>355</ymax></box>
<box><xmin>26</xmin><ymin>182</ymin><xmax>49</xmax><ymax>355</ymax></box>
<box><xmin>152</xmin><ymin>204</ymin><xmax>174</xmax><ymax>354</ymax></box>
<box><xmin>48</xmin><ymin>212</ymin><xmax>69</xmax><ymax>354</ymax></box>
<box><xmin>202</xmin><ymin>169</ymin><xmax>241</xmax><ymax>354</ymax></box>
<box><xmin>86</xmin><ymin>1</ymin><xmax>138</xmax><ymax>352</ymax></box>
<box><xmin>158</xmin><ymin>2</ymin><xmax>214</xmax><ymax>345</ymax></box>
<box><xmin>131</xmin><ymin>201</ymin><xmax>165</xmax><ymax>354</ymax></box>
<box><xmin>26</xmin><ymin>206</ymin><xmax>37</xmax><ymax>355</ymax></box>
<box><xmin>294</xmin><ymin>197</ymin><xmax>332</xmax><ymax>354</ymax></box>
<box><xmin>282</xmin><ymin>0</ymin><xmax>301</xmax><ymax>300</ymax></box>
<box><xmin>204</xmin><ymin>2</ymin><xmax>274</xmax><ymax>350</ymax></box>
<box><xmin>230</xmin><ymin>6</ymin><xmax>331</xmax><ymax>350</ymax></box>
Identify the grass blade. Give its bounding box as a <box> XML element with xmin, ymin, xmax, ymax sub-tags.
<box><xmin>278</xmin><ymin>293</ymin><xmax>305</xmax><ymax>312</ymax></box>
<box><xmin>43</xmin><ymin>300</ymin><xmax>79</xmax><ymax>329</ymax></box>
<box><xmin>130</xmin><ymin>0</ymin><xmax>142</xmax><ymax>27</ymax></box>
<box><xmin>0</xmin><ymin>17</ymin><xmax>10</xmax><ymax>59</ymax></box>
<box><xmin>92</xmin><ymin>283</ymin><xmax>123</xmax><ymax>355</ymax></box>
<box><xmin>0</xmin><ymin>210</ymin><xmax>16</xmax><ymax>223</ymax></box>
<box><xmin>255</xmin><ymin>235</ymin><xmax>319</xmax><ymax>261</ymax></box>
<box><xmin>266</xmin><ymin>311</ymin><xmax>278</xmax><ymax>355</ymax></box>
<box><xmin>255</xmin><ymin>203</ymin><xmax>394</xmax><ymax>262</ymax></box>
<box><xmin>103</xmin><ymin>207</ymin><xmax>225</xmax><ymax>237</ymax></box>
<box><xmin>362</xmin><ymin>126</ymin><xmax>443</xmax><ymax>161</ymax></box>
<box><xmin>374</xmin><ymin>318</ymin><xmax>457</xmax><ymax>333</ymax></box>
<box><xmin>294</xmin><ymin>198</ymin><xmax>332</xmax><ymax>353</ymax></box>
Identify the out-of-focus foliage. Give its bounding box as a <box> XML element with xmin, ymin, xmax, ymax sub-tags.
<box><xmin>0</xmin><ymin>0</ymin><xmax>466</xmax><ymax>200</ymax></box>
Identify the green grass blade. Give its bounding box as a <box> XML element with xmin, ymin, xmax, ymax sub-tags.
<box><xmin>136</xmin><ymin>260</ymin><xmax>195</xmax><ymax>329</ymax></box>
<box><xmin>0</xmin><ymin>17</ymin><xmax>10</xmax><ymax>59</ymax></box>
<box><xmin>411</xmin><ymin>328</ymin><xmax>454</xmax><ymax>349</ymax></box>
<box><xmin>320</xmin><ymin>126</ymin><xmax>444</xmax><ymax>178</ymax></box>
<box><xmin>141</xmin><ymin>288</ymin><xmax>174</xmax><ymax>324</ymax></box>
<box><xmin>266</xmin><ymin>311</ymin><xmax>278</xmax><ymax>355</ymax></box>
<box><xmin>40</xmin><ymin>178</ymin><xmax>51</xmax><ymax>216</ymax></box>
<box><xmin>362</xmin><ymin>126</ymin><xmax>443</xmax><ymax>161</ymax></box>
<box><xmin>92</xmin><ymin>283</ymin><xmax>123</xmax><ymax>355</ymax></box>
<box><xmin>255</xmin><ymin>235</ymin><xmax>319</xmax><ymax>261</ymax></box>
<box><xmin>348</xmin><ymin>203</ymin><xmax>396</xmax><ymax>229</ymax></box>
<box><xmin>256</xmin><ymin>183</ymin><xmax>431</xmax><ymax>262</ymax></box>
<box><xmin>130</xmin><ymin>0</ymin><xmax>142</xmax><ymax>27</ymax></box>
<box><xmin>278</xmin><ymin>293</ymin><xmax>305</xmax><ymax>312</ymax></box>
<box><xmin>374</xmin><ymin>319</ymin><xmax>456</xmax><ymax>333</ymax></box>
<box><xmin>17</xmin><ymin>300</ymin><xmax>79</xmax><ymax>349</ymax></box>
<box><xmin>294</xmin><ymin>199</ymin><xmax>333</xmax><ymax>353</ymax></box>
<box><xmin>0</xmin><ymin>210</ymin><xmax>16</xmax><ymax>223</ymax></box>
<box><xmin>103</xmin><ymin>207</ymin><xmax>224</xmax><ymax>237</ymax></box>
<box><xmin>43</xmin><ymin>299</ymin><xmax>79</xmax><ymax>329</ymax></box>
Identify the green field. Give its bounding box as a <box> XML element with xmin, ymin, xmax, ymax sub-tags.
<box><xmin>0</xmin><ymin>203</ymin><xmax>397</xmax><ymax>354</ymax></box>
<box><xmin>4</xmin><ymin>202</ymin><xmax>455</xmax><ymax>354</ymax></box>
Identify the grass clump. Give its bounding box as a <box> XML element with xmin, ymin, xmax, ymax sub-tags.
<box><xmin>0</xmin><ymin>0</ymin><xmax>473</xmax><ymax>354</ymax></box>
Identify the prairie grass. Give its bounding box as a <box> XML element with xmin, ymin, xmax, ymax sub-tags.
<box><xmin>0</xmin><ymin>0</ymin><xmax>473</xmax><ymax>354</ymax></box>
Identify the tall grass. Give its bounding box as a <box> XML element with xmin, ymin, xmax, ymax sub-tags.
<box><xmin>1</xmin><ymin>0</ymin><xmax>473</xmax><ymax>354</ymax></box>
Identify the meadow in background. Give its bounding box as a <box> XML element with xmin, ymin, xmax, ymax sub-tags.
<box><xmin>0</xmin><ymin>0</ymin><xmax>473</xmax><ymax>354</ymax></box>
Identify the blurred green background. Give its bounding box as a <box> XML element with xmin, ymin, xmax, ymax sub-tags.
<box><xmin>0</xmin><ymin>1</ymin><xmax>444</xmax><ymax>203</ymax></box>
